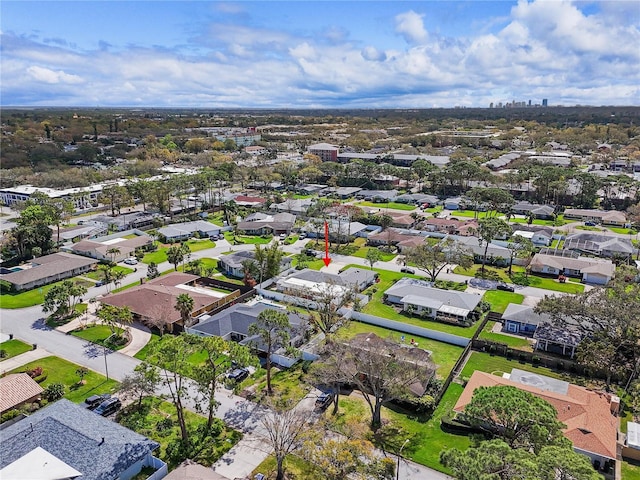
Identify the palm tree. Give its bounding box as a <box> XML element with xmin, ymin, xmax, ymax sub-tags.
<box><xmin>112</xmin><ymin>269</ymin><xmax>126</xmax><ymax>290</ymax></box>
<box><xmin>248</xmin><ymin>309</ymin><xmax>291</xmax><ymax>395</ymax></box>
<box><xmin>175</xmin><ymin>293</ymin><xmax>194</xmax><ymax>327</ymax></box>
<box><xmin>106</xmin><ymin>247</ymin><xmax>121</xmax><ymax>264</ymax></box>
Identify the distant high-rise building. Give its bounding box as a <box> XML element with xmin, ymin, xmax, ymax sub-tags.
<box><xmin>542</xmin><ymin>99</ymin><xmax>548</xmax><ymax>107</ymax></box>
<box><xmin>528</xmin><ymin>99</ymin><xmax>532</xmax><ymax>106</ymax></box>
<box><xmin>489</xmin><ymin>102</ymin><xmax>494</xmax><ymax>108</ymax></box>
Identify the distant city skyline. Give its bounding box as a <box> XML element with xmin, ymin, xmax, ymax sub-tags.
<box><xmin>1</xmin><ymin>1</ymin><xmax>639</xmax><ymax>108</ymax></box>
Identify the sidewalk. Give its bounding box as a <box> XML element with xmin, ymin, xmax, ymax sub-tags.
<box><xmin>0</xmin><ymin>347</ymin><xmax>51</xmax><ymax>374</ymax></box>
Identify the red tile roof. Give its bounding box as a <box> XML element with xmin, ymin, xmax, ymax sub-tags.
<box><xmin>0</xmin><ymin>374</ymin><xmax>44</xmax><ymax>413</ymax></box>
<box><xmin>454</xmin><ymin>371</ymin><xmax>618</xmax><ymax>460</ymax></box>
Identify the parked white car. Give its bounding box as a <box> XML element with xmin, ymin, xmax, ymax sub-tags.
<box><xmin>123</xmin><ymin>257</ymin><xmax>138</xmax><ymax>265</ymax></box>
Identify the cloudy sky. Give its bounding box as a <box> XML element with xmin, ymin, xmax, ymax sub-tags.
<box><xmin>1</xmin><ymin>1</ymin><xmax>639</xmax><ymax>108</ymax></box>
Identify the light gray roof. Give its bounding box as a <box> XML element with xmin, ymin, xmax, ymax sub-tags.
<box><xmin>0</xmin><ymin>399</ymin><xmax>159</xmax><ymax>480</ymax></box>
<box><xmin>502</xmin><ymin>303</ymin><xmax>551</xmax><ymax>327</ymax></box>
<box><xmin>279</xmin><ymin>267</ymin><xmax>375</xmax><ymax>289</ymax></box>
<box><xmin>158</xmin><ymin>220</ymin><xmax>219</xmax><ymax>238</ymax></box>
<box><xmin>0</xmin><ymin>253</ymin><xmax>97</xmax><ymax>287</ymax></box>
<box><xmin>385</xmin><ymin>277</ymin><xmax>482</xmax><ymax>311</ymax></box>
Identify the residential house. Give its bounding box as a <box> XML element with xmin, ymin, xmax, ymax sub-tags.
<box><xmin>563</xmin><ymin>232</ymin><xmax>634</xmax><ymax>259</ymax></box>
<box><xmin>302</xmin><ymin>218</ymin><xmax>368</xmax><ymax>241</ymax></box>
<box><xmin>534</xmin><ymin>322</ymin><xmax>583</xmax><ymax>358</ymax></box>
<box><xmin>395</xmin><ymin>193</ymin><xmax>440</xmax><ymax>206</ymax></box>
<box><xmin>455</xmin><ymin>370</ymin><xmax>618</xmax><ymax>469</ymax></box>
<box><xmin>217</xmin><ymin>250</ymin><xmax>292</xmax><ymax>279</ymax></box>
<box><xmin>454</xmin><ymin>236</ymin><xmax>513</xmax><ymax>266</ymax></box>
<box><xmin>384</xmin><ymin>278</ymin><xmax>482</xmax><ymax>325</ymax></box>
<box><xmin>0</xmin><ymin>399</ymin><xmax>164</xmax><ymax>480</ymax></box>
<box><xmin>444</xmin><ymin>196</ymin><xmax>464</xmax><ymax>210</ymax></box>
<box><xmin>563</xmin><ymin>208</ymin><xmax>627</xmax><ymax>226</ymax></box>
<box><xmin>324</xmin><ymin>186</ymin><xmax>363</xmax><ymax>199</ymax></box>
<box><xmin>188</xmin><ymin>302</ymin><xmax>309</xmax><ymax>353</ymax></box>
<box><xmin>355</xmin><ymin>190</ymin><xmax>399</xmax><ymax>202</ymax></box>
<box><xmin>276</xmin><ymin>267</ymin><xmax>377</xmax><ymax>298</ymax></box>
<box><xmin>424</xmin><ymin>218</ymin><xmax>478</xmax><ymax>236</ymax></box>
<box><xmin>236</xmin><ymin>212</ymin><xmax>296</xmax><ymax>236</ymax></box>
<box><xmin>100</xmin><ymin>272</ymin><xmax>245</xmax><ymax>331</ymax></box>
<box><xmin>166</xmin><ymin>460</ymin><xmax>231</xmax><ymax>480</ymax></box>
<box><xmin>511</xmin><ymin>201</ymin><xmax>556</xmax><ymax>219</ymax></box>
<box><xmin>297</xmin><ymin>183</ymin><xmax>328</xmax><ymax>195</ymax></box>
<box><xmin>272</xmin><ymin>198</ymin><xmax>315</xmax><ymax>215</ymax></box>
<box><xmin>623</xmin><ymin>422</ymin><xmax>640</xmax><ymax>462</ymax></box>
<box><xmin>501</xmin><ymin>303</ymin><xmax>551</xmax><ymax>336</ymax></box>
<box><xmin>157</xmin><ymin>220</ymin><xmax>220</xmax><ymax>242</ymax></box>
<box><xmin>0</xmin><ymin>374</ymin><xmax>44</xmax><ymax>414</ymax></box>
<box><xmin>529</xmin><ymin>252</ymin><xmax>615</xmax><ymax>284</ymax></box>
<box><xmin>512</xmin><ymin>229</ymin><xmax>552</xmax><ymax>246</ymax></box>
<box><xmin>232</xmin><ymin>195</ymin><xmax>267</xmax><ymax>207</ymax></box>
<box><xmin>69</xmin><ymin>229</ymin><xmax>152</xmax><ymax>262</ymax></box>
<box><xmin>0</xmin><ymin>252</ymin><xmax>98</xmax><ymax>292</ymax></box>
<box><xmin>337</xmin><ymin>152</ymin><xmax>450</xmax><ymax>168</ymax></box>
<box><xmin>367</xmin><ymin>229</ymin><xmax>425</xmax><ymax>251</ymax></box>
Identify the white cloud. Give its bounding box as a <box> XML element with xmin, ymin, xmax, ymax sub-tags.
<box><xmin>26</xmin><ymin>65</ymin><xmax>82</xmax><ymax>84</ymax></box>
<box><xmin>361</xmin><ymin>46</ymin><xmax>386</xmax><ymax>62</ymax></box>
<box><xmin>395</xmin><ymin>10</ymin><xmax>429</xmax><ymax>45</ymax></box>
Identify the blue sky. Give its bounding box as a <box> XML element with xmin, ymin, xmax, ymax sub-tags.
<box><xmin>1</xmin><ymin>1</ymin><xmax>639</xmax><ymax>107</ymax></box>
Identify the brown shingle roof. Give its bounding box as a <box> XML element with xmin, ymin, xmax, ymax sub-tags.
<box><xmin>0</xmin><ymin>373</ymin><xmax>44</xmax><ymax>413</ymax></box>
<box><xmin>0</xmin><ymin>253</ymin><xmax>97</xmax><ymax>288</ymax></box>
<box><xmin>454</xmin><ymin>371</ymin><xmax>618</xmax><ymax>460</ymax></box>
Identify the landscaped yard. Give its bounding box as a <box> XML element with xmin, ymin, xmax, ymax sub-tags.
<box><xmin>482</xmin><ymin>290</ymin><xmax>524</xmax><ymax>314</ymax></box>
<box><xmin>356</xmin><ymin>264</ymin><xmax>478</xmax><ymax>339</ymax></box>
<box><xmin>351</xmin><ymin>245</ymin><xmax>396</xmax><ymax>262</ymax></box>
<box><xmin>338</xmin><ymin>321</ymin><xmax>464</xmax><ymax>378</ymax></box>
<box><xmin>448</xmin><ymin>209</ymin><xmax>497</xmax><ymax>219</ymax></box>
<box><xmin>477</xmin><ymin>321</ymin><xmax>533</xmax><ymax>350</ymax></box>
<box><xmin>142</xmin><ymin>239</ymin><xmax>217</xmax><ymax>264</ymax></box>
<box><xmin>8</xmin><ymin>355</ymin><xmax>118</xmax><ymax>403</ymax></box>
<box><xmin>223</xmin><ymin>231</ymin><xmax>272</xmax><ymax>245</ymax></box>
<box><xmin>252</xmin><ymin>454</ymin><xmax>319</xmax><ymax>479</ymax></box>
<box><xmin>0</xmin><ymin>339</ymin><xmax>32</xmax><ymax>360</ymax></box>
<box><xmin>622</xmin><ymin>458</ymin><xmax>640</xmax><ymax>480</ymax></box>
<box><xmin>356</xmin><ymin>201</ymin><xmax>417</xmax><ymax>211</ymax></box>
<box><xmin>71</xmin><ymin>324</ymin><xmax>128</xmax><ymax>350</ymax></box>
<box><xmin>134</xmin><ymin>334</ymin><xmax>222</xmax><ymax>366</ymax></box>
<box><xmin>509</xmin><ymin>215</ymin><xmax>566</xmax><ymax>226</ymax></box>
<box><xmin>323</xmin><ymin>383</ymin><xmax>470</xmax><ymax>474</ymax></box>
<box><xmin>608</xmin><ymin>226</ymin><xmax>637</xmax><ymax>235</ymax></box>
<box><xmin>117</xmin><ymin>396</ymin><xmax>241</xmax><ymax>469</ymax></box>
<box><xmin>84</xmin><ymin>265</ymin><xmax>134</xmax><ymax>281</ymax></box>
<box><xmin>0</xmin><ymin>278</ymin><xmax>92</xmax><ymax>309</ymax></box>
<box><xmin>453</xmin><ymin>265</ymin><xmax>585</xmax><ymax>294</ymax></box>
<box><xmin>459</xmin><ymin>351</ymin><xmax>585</xmax><ymax>384</ymax></box>
<box><xmin>237</xmin><ymin>362</ymin><xmax>312</xmax><ymax>405</ymax></box>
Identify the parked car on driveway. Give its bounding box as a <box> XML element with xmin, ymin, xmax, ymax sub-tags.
<box><xmin>227</xmin><ymin>368</ymin><xmax>249</xmax><ymax>382</ymax></box>
<box><xmin>315</xmin><ymin>392</ymin><xmax>334</xmax><ymax>410</ymax></box>
<box><xmin>400</xmin><ymin>267</ymin><xmax>415</xmax><ymax>274</ymax></box>
<box><xmin>84</xmin><ymin>394</ymin><xmax>111</xmax><ymax>410</ymax></box>
<box><xmin>123</xmin><ymin>257</ymin><xmax>138</xmax><ymax>265</ymax></box>
<box><xmin>94</xmin><ymin>397</ymin><xmax>121</xmax><ymax>416</ymax></box>
<box><xmin>496</xmin><ymin>283</ymin><xmax>515</xmax><ymax>292</ymax></box>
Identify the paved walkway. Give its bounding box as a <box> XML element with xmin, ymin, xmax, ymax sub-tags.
<box><xmin>0</xmin><ymin>347</ymin><xmax>52</xmax><ymax>374</ymax></box>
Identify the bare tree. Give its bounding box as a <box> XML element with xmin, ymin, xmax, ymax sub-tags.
<box><xmin>259</xmin><ymin>402</ymin><xmax>312</xmax><ymax>480</ymax></box>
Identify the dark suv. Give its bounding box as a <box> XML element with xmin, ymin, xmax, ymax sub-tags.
<box><xmin>94</xmin><ymin>397</ymin><xmax>121</xmax><ymax>416</ymax></box>
<box><xmin>84</xmin><ymin>394</ymin><xmax>111</xmax><ymax>410</ymax></box>
<box><xmin>227</xmin><ymin>368</ymin><xmax>249</xmax><ymax>382</ymax></box>
<box><xmin>315</xmin><ymin>392</ymin><xmax>334</xmax><ymax>410</ymax></box>
<box><xmin>496</xmin><ymin>283</ymin><xmax>515</xmax><ymax>292</ymax></box>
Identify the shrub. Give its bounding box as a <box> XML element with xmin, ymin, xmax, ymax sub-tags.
<box><xmin>43</xmin><ymin>383</ymin><xmax>65</xmax><ymax>401</ymax></box>
<box><xmin>0</xmin><ymin>349</ymin><xmax>6</xmax><ymax>358</ymax></box>
<box><xmin>34</xmin><ymin>374</ymin><xmax>48</xmax><ymax>383</ymax></box>
<box><xmin>557</xmin><ymin>361</ymin><xmax>565</xmax><ymax>370</ymax></box>
<box><xmin>27</xmin><ymin>366</ymin><xmax>43</xmax><ymax>378</ymax></box>
<box><xmin>1</xmin><ymin>409</ymin><xmax>21</xmax><ymax>424</ymax></box>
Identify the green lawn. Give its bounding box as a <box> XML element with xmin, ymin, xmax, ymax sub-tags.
<box><xmin>460</xmin><ymin>352</ymin><xmax>580</xmax><ymax>383</ymax></box>
<box><xmin>223</xmin><ymin>231</ymin><xmax>272</xmax><ymax>244</ymax></box>
<box><xmin>117</xmin><ymin>396</ymin><xmax>240</xmax><ymax>469</ymax></box>
<box><xmin>453</xmin><ymin>265</ymin><xmax>584</xmax><ymax>294</ymax></box>
<box><xmin>356</xmin><ymin>201</ymin><xmax>417</xmax><ymax>211</ymax></box>
<box><xmin>351</xmin><ymin>246</ymin><xmax>397</xmax><ymax>262</ymax></box>
<box><xmin>8</xmin><ymin>355</ymin><xmax>118</xmax><ymax>403</ymax></box>
<box><xmin>449</xmin><ymin>209</ymin><xmax>497</xmax><ymax>219</ymax></box>
<box><xmin>622</xmin><ymin>458</ymin><xmax>640</xmax><ymax>480</ymax></box>
<box><xmin>338</xmin><ymin>321</ymin><xmax>464</xmax><ymax>378</ymax></box>
<box><xmin>240</xmin><ymin>362</ymin><xmax>311</xmax><ymax>405</ymax></box>
<box><xmin>84</xmin><ymin>265</ymin><xmax>134</xmax><ymax>281</ymax></box>
<box><xmin>608</xmin><ymin>227</ymin><xmax>636</xmax><ymax>235</ymax></box>
<box><xmin>252</xmin><ymin>454</ymin><xmax>320</xmax><ymax>480</ymax></box>
<box><xmin>509</xmin><ymin>216</ymin><xmax>566</xmax><ymax>226</ymax></box>
<box><xmin>0</xmin><ymin>278</ymin><xmax>92</xmax><ymax>309</ymax></box>
<box><xmin>134</xmin><ymin>334</ymin><xmax>228</xmax><ymax>367</ymax></box>
<box><xmin>482</xmin><ymin>290</ymin><xmax>524</xmax><ymax>314</ymax></box>
<box><xmin>292</xmin><ymin>194</ymin><xmax>314</xmax><ymax>199</ymax></box>
<box><xmin>70</xmin><ymin>324</ymin><xmax>127</xmax><ymax>350</ymax></box>
<box><xmin>207</xmin><ymin>211</ymin><xmax>226</xmax><ymax>226</ymax></box>
<box><xmin>324</xmin><ymin>383</ymin><xmax>469</xmax><ymax>474</ymax></box>
<box><xmin>0</xmin><ymin>339</ymin><xmax>32</xmax><ymax>360</ymax></box>
<box><xmin>142</xmin><ymin>239</ymin><xmax>217</xmax><ymax>264</ymax></box>
<box><xmin>477</xmin><ymin>322</ymin><xmax>533</xmax><ymax>350</ymax></box>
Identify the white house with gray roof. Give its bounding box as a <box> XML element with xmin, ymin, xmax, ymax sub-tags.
<box><xmin>529</xmin><ymin>252</ymin><xmax>615</xmax><ymax>284</ymax></box>
<box><xmin>0</xmin><ymin>399</ymin><xmax>163</xmax><ymax>480</ymax></box>
<box><xmin>384</xmin><ymin>278</ymin><xmax>482</xmax><ymax>325</ymax></box>
<box><xmin>276</xmin><ymin>267</ymin><xmax>377</xmax><ymax>299</ymax></box>
<box><xmin>157</xmin><ymin>220</ymin><xmax>220</xmax><ymax>241</ymax></box>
